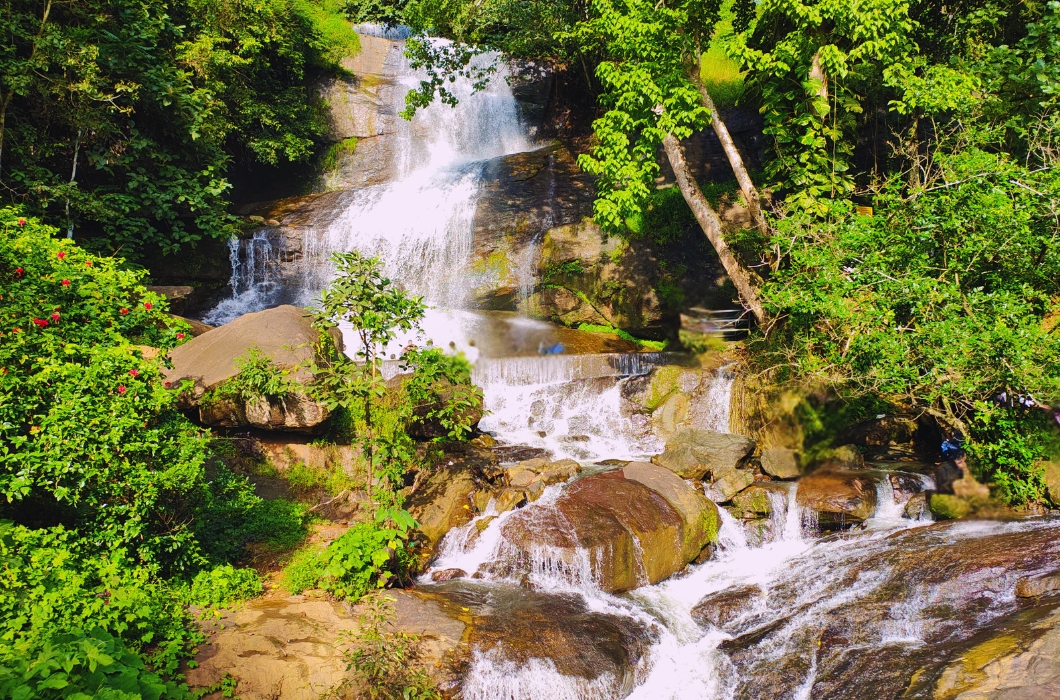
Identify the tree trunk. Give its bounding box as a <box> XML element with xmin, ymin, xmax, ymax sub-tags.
<box><xmin>662</xmin><ymin>133</ymin><xmax>767</xmax><ymax>325</ymax></box>
<box><xmin>809</xmin><ymin>51</ymin><xmax>829</xmax><ymax>103</ymax></box>
<box><xmin>693</xmin><ymin>78</ymin><xmax>770</xmax><ymax>239</ymax></box>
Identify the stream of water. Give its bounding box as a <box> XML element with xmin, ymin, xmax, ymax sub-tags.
<box><xmin>202</xmin><ymin>31</ymin><xmax>1060</xmax><ymax>699</ymax></box>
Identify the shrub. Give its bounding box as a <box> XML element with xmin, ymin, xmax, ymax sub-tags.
<box><xmin>187</xmin><ymin>565</ymin><xmax>264</xmax><ymax>608</ymax></box>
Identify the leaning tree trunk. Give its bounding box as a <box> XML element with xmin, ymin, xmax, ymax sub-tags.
<box><xmin>662</xmin><ymin>133</ymin><xmax>767</xmax><ymax>325</ymax></box>
<box><xmin>693</xmin><ymin>78</ymin><xmax>771</xmax><ymax>239</ymax></box>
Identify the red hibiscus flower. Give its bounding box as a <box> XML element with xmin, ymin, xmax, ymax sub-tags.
<box><xmin>176</xmin><ymin>332</ymin><xmax>185</xmax><ymax>340</ymax></box>
<box><xmin>117</xmin><ymin>385</ymin><xmax>127</xmax><ymax>394</ymax></box>
<box><xmin>120</xmin><ymin>308</ymin><xmax>129</xmax><ymax>315</ymax></box>
<box><xmin>32</xmin><ymin>318</ymin><xmax>48</xmax><ymax>328</ymax></box>
<box><xmin>143</xmin><ymin>302</ymin><xmax>153</xmax><ymax>310</ymax></box>
<box><xmin>51</xmin><ymin>312</ymin><xmax>60</xmax><ymax>322</ymax></box>
<box><xmin>17</xmin><ymin>218</ymin><xmax>26</xmax><ymax>227</ymax></box>
<box><xmin>57</xmin><ymin>252</ymin><xmax>66</xmax><ymax>259</ymax></box>
<box><xmin>129</xmin><ymin>369</ymin><xmax>139</xmax><ymax>377</ymax></box>
<box><xmin>14</xmin><ymin>268</ymin><xmax>23</xmax><ymax>278</ymax></box>
<box><xmin>61</xmin><ymin>279</ymin><xmax>70</xmax><ymax>287</ymax></box>
<box><xmin>85</xmin><ymin>261</ymin><xmax>92</xmax><ymax>267</ymax></box>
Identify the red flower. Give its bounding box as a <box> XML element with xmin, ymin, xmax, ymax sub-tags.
<box><xmin>11</xmin><ymin>328</ymin><xmax>20</xmax><ymax>333</ymax></box>
<box><xmin>61</xmin><ymin>279</ymin><xmax>70</xmax><ymax>287</ymax></box>
<box><xmin>143</xmin><ymin>302</ymin><xmax>153</xmax><ymax>310</ymax></box>
<box><xmin>128</xmin><ymin>369</ymin><xmax>139</xmax><ymax>377</ymax></box>
<box><xmin>17</xmin><ymin>218</ymin><xmax>26</xmax><ymax>227</ymax></box>
<box><xmin>57</xmin><ymin>252</ymin><xmax>66</xmax><ymax>259</ymax></box>
<box><xmin>51</xmin><ymin>312</ymin><xmax>60</xmax><ymax>322</ymax></box>
<box><xmin>14</xmin><ymin>268</ymin><xmax>23</xmax><ymax>278</ymax></box>
<box><xmin>117</xmin><ymin>385</ymin><xmax>127</xmax><ymax>394</ymax></box>
<box><xmin>85</xmin><ymin>261</ymin><xmax>92</xmax><ymax>267</ymax></box>
<box><xmin>176</xmin><ymin>332</ymin><xmax>185</xmax><ymax>340</ymax></box>
<box><xmin>164</xmin><ymin>381</ymin><xmax>172</xmax><ymax>388</ymax></box>
<box><xmin>32</xmin><ymin>318</ymin><xmax>48</xmax><ymax>328</ymax></box>
<box><xmin>120</xmin><ymin>308</ymin><xmax>129</xmax><ymax>315</ymax></box>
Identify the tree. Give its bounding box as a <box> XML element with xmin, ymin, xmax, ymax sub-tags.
<box><xmin>0</xmin><ymin>0</ymin><xmax>359</xmax><ymax>256</ymax></box>
<box><xmin>311</xmin><ymin>250</ymin><xmax>426</xmax><ymax>504</ymax></box>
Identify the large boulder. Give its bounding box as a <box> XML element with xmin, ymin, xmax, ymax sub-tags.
<box><xmin>796</xmin><ymin>469</ymin><xmax>878</xmax><ymax>528</ymax></box>
<box><xmin>622</xmin><ymin>461</ymin><xmax>720</xmax><ymax>563</ymax></box>
<box><xmin>501</xmin><ymin>463</ymin><xmax>719</xmax><ymax>592</ymax></box>
<box><xmin>165</xmin><ymin>305</ymin><xmax>337</xmax><ymax>432</ymax></box>
<box><xmin>652</xmin><ymin>427</ymin><xmax>756</xmax><ymax>480</ymax></box>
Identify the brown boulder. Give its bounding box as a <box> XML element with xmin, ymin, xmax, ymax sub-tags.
<box><xmin>165</xmin><ymin>305</ymin><xmax>336</xmax><ymax>431</ymax></box>
<box><xmin>501</xmin><ymin>465</ymin><xmax>717</xmax><ymax>592</ymax></box>
<box><xmin>622</xmin><ymin>461</ymin><xmax>721</xmax><ymax>563</ymax></box>
<box><xmin>652</xmin><ymin>428</ymin><xmax>756</xmax><ymax>480</ymax></box>
<box><xmin>691</xmin><ymin>584</ymin><xmax>764</xmax><ymax>630</ymax></box>
<box><xmin>796</xmin><ymin>469</ymin><xmax>878</xmax><ymax>528</ymax></box>
<box><xmin>406</xmin><ymin>464</ymin><xmax>477</xmax><ymax>545</ymax></box>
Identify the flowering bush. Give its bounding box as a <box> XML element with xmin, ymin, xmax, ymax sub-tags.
<box><xmin>0</xmin><ymin>208</ymin><xmax>299</xmax><ymax>691</ymax></box>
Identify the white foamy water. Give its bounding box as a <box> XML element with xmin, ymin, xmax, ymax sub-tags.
<box><xmin>449</xmin><ymin>468</ymin><xmax>1045</xmax><ymax>700</ymax></box>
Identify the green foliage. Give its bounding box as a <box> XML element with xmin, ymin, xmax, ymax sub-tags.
<box><xmin>727</xmin><ymin>0</ymin><xmax>916</xmax><ymax>210</ymax></box>
<box><xmin>576</xmin><ymin>323</ymin><xmax>667</xmax><ymax>351</ymax></box>
<box><xmin>0</xmin><ymin>627</ymin><xmax>191</xmax><ymax>700</ymax></box>
<box><xmin>0</xmin><ymin>521</ymin><xmax>195</xmax><ymax>679</ymax></box>
<box><xmin>282</xmin><ymin>509</ymin><xmax>416</xmax><ymax>600</ymax></box>
<box><xmin>321</xmin><ymin>137</ymin><xmax>360</xmax><ymax>172</ymax></box>
<box><xmin>542</xmin><ymin>259</ymin><xmax>586</xmax><ymax>282</ymax></box>
<box><xmin>209</xmin><ymin>347</ymin><xmax>295</xmax><ymax>404</ymax></box>
<box><xmin>338</xmin><ymin>594</ymin><xmax>439</xmax><ymax>700</ymax></box>
<box><xmin>755</xmin><ymin>149</ymin><xmax>1060</xmax><ymax>502</ymax></box>
<box><xmin>399</xmin><ymin>348</ymin><xmax>482</xmax><ymax>442</ymax></box>
<box><xmin>624</xmin><ymin>186</ymin><xmax>696</xmax><ymax>245</ymax></box>
<box><xmin>0</xmin><ymin>213</ymin><xmax>300</xmax><ymax>694</ymax></box>
<box><xmin>311</xmin><ymin>251</ymin><xmax>426</xmax><ymax>505</ymax></box>
<box><xmin>0</xmin><ymin>0</ymin><xmax>359</xmax><ymax>255</ymax></box>
<box><xmin>573</xmin><ymin>0</ymin><xmax>716</xmax><ymax>233</ymax></box>
<box><xmin>187</xmin><ymin>565</ymin><xmax>263</xmax><ymax>608</ymax></box>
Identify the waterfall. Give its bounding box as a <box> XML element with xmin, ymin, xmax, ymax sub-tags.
<box><xmin>203</xmin><ymin>230</ymin><xmax>278</xmax><ymax>325</ymax></box>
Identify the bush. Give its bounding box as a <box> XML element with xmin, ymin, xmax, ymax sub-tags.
<box><xmin>187</xmin><ymin>565</ymin><xmax>263</xmax><ymax>608</ymax></box>
<box><xmin>282</xmin><ymin>509</ymin><xmax>416</xmax><ymax>600</ymax></box>
<box><xmin>0</xmin><ymin>522</ymin><xmax>194</xmax><ymax>677</ymax></box>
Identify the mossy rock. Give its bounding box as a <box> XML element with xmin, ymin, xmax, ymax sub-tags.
<box><xmin>930</xmin><ymin>493</ymin><xmax>974</xmax><ymax>520</ymax></box>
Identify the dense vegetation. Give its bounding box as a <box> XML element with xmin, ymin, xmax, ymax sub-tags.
<box><xmin>0</xmin><ymin>212</ymin><xmax>475</xmax><ymax>694</ymax></box>
<box><xmin>0</xmin><ymin>0</ymin><xmax>358</xmax><ymax>257</ymax></box>
<box><xmin>371</xmin><ymin>0</ymin><xmax>1060</xmax><ymax>501</ymax></box>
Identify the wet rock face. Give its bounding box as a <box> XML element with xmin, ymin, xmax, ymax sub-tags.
<box><xmin>796</xmin><ymin>469</ymin><xmax>878</xmax><ymax>528</ymax></box>
<box><xmin>438</xmin><ymin>582</ymin><xmax>657</xmax><ymax>693</ymax></box>
<box><xmin>714</xmin><ymin>521</ymin><xmax>1060</xmax><ymax>700</ymax></box>
<box><xmin>501</xmin><ymin>464</ymin><xmax>719</xmax><ymax>592</ymax></box>
<box><xmin>407</xmin><ymin>448</ymin><xmax>502</xmax><ymax>545</ymax></box>
<box><xmin>691</xmin><ymin>585</ymin><xmax>764</xmax><ymax>630</ymax></box>
<box><xmin>652</xmin><ymin>427</ymin><xmax>756</xmax><ymax>480</ymax></box>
